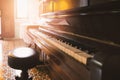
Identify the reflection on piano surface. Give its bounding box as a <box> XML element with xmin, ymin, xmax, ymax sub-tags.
<box><xmin>24</xmin><ymin>1</ymin><xmax>120</xmax><ymax>80</ymax></box>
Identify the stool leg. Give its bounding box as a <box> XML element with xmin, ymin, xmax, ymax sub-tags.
<box><xmin>15</xmin><ymin>76</ymin><xmax>21</xmax><ymax>80</ymax></box>
<box><xmin>15</xmin><ymin>70</ymin><xmax>33</xmax><ymax>80</ymax></box>
<box><xmin>21</xmin><ymin>70</ymin><xmax>29</xmax><ymax>80</ymax></box>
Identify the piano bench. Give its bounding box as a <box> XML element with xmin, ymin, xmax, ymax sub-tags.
<box><xmin>8</xmin><ymin>47</ymin><xmax>40</xmax><ymax>80</ymax></box>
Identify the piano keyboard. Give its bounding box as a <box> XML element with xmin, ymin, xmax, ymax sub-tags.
<box><xmin>29</xmin><ymin>29</ymin><xmax>93</xmax><ymax>65</ymax></box>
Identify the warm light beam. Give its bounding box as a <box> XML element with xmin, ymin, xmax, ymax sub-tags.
<box><xmin>17</xmin><ymin>0</ymin><xmax>28</xmax><ymax>18</ymax></box>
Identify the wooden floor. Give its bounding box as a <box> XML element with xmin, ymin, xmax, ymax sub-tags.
<box><xmin>0</xmin><ymin>39</ymin><xmax>27</xmax><ymax>80</ymax></box>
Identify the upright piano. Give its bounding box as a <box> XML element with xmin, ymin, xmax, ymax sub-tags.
<box><xmin>24</xmin><ymin>1</ymin><xmax>120</xmax><ymax>80</ymax></box>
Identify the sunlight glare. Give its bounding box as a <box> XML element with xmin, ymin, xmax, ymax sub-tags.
<box><xmin>17</xmin><ymin>0</ymin><xmax>28</xmax><ymax>18</ymax></box>
<box><xmin>15</xmin><ymin>70</ymin><xmax>22</xmax><ymax>77</ymax></box>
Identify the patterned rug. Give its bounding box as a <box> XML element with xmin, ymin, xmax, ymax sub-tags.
<box><xmin>0</xmin><ymin>50</ymin><xmax>51</xmax><ymax>80</ymax></box>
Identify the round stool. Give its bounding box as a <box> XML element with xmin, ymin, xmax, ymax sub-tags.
<box><xmin>8</xmin><ymin>47</ymin><xmax>40</xmax><ymax>80</ymax></box>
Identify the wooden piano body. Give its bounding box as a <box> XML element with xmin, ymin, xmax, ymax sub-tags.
<box><xmin>24</xmin><ymin>1</ymin><xmax>120</xmax><ymax>80</ymax></box>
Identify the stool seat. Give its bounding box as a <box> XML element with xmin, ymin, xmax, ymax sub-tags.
<box><xmin>8</xmin><ymin>47</ymin><xmax>39</xmax><ymax>70</ymax></box>
<box><xmin>8</xmin><ymin>47</ymin><xmax>40</xmax><ymax>80</ymax></box>
<box><xmin>12</xmin><ymin>47</ymin><xmax>35</xmax><ymax>58</ymax></box>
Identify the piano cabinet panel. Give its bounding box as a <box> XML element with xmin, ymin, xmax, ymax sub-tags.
<box><xmin>48</xmin><ymin>52</ymin><xmax>91</xmax><ymax>80</ymax></box>
<box><xmin>102</xmin><ymin>54</ymin><xmax>120</xmax><ymax>80</ymax></box>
